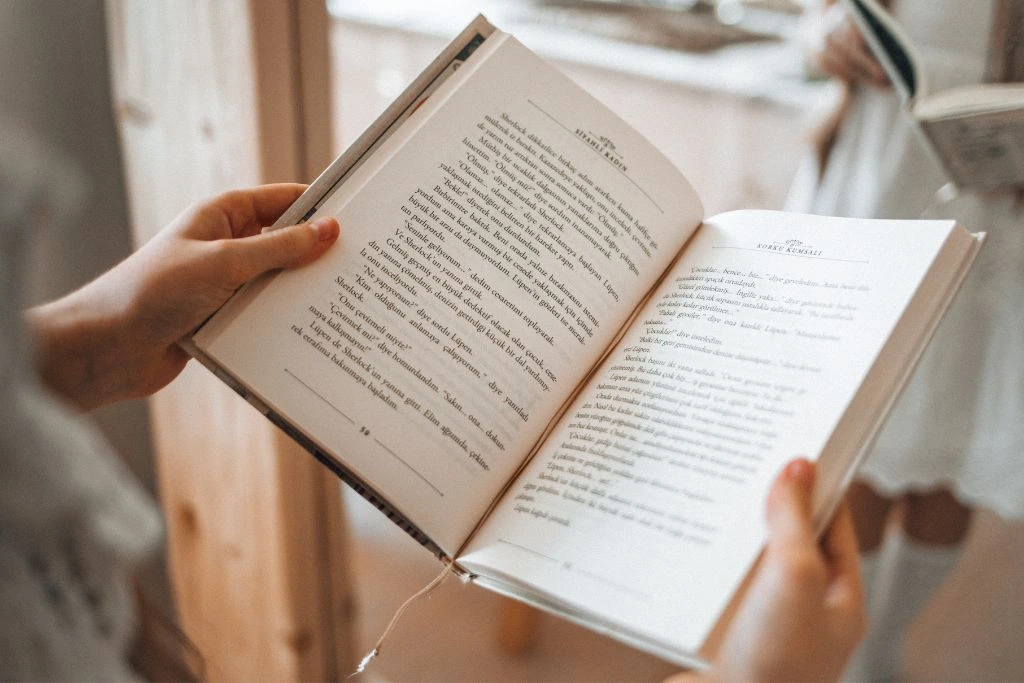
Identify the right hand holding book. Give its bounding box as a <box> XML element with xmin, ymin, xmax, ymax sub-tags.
<box><xmin>808</xmin><ymin>2</ymin><xmax>889</xmax><ymax>88</ymax></box>
<box><xmin>667</xmin><ymin>459</ymin><xmax>865</xmax><ymax>683</ymax></box>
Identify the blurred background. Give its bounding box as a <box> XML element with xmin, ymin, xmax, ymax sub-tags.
<box><xmin>4</xmin><ymin>0</ymin><xmax>1023</xmax><ymax>680</ymax></box>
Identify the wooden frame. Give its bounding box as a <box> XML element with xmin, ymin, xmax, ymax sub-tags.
<box><xmin>106</xmin><ymin>1</ymin><xmax>354</xmax><ymax>679</ymax></box>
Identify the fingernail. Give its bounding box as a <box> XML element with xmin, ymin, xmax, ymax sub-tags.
<box><xmin>310</xmin><ymin>216</ymin><xmax>338</xmax><ymax>242</ymax></box>
<box><xmin>785</xmin><ymin>458</ymin><xmax>815</xmax><ymax>484</ymax></box>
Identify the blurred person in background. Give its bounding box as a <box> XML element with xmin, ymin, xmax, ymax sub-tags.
<box><xmin>788</xmin><ymin>0</ymin><xmax>1024</xmax><ymax>679</ymax></box>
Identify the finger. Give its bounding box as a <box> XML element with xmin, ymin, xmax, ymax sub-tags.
<box><xmin>843</xmin><ymin>18</ymin><xmax>892</xmax><ymax>85</ymax></box>
<box><xmin>822</xmin><ymin>502</ymin><xmax>865</xmax><ymax>610</ymax></box>
<box><xmin>765</xmin><ymin>459</ymin><xmax>817</xmax><ymax>549</ymax></box>
<box><xmin>820</xmin><ymin>30</ymin><xmax>870</xmax><ymax>84</ymax></box>
<box><xmin>849</xmin><ymin>47</ymin><xmax>889</xmax><ymax>88</ymax></box>
<box><xmin>217</xmin><ymin>183</ymin><xmax>309</xmax><ymax>238</ymax></box>
<box><xmin>831</xmin><ymin>28</ymin><xmax>888</xmax><ymax>87</ymax></box>
<box><xmin>818</xmin><ymin>50</ymin><xmax>860</xmax><ymax>84</ymax></box>
<box><xmin>223</xmin><ymin>216</ymin><xmax>339</xmax><ymax>284</ymax></box>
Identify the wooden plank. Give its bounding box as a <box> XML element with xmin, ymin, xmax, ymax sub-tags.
<box><xmin>105</xmin><ymin>1</ymin><xmax>355</xmax><ymax>679</ymax></box>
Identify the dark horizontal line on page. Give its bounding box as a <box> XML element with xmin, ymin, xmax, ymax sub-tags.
<box><xmin>711</xmin><ymin>246</ymin><xmax>869</xmax><ymax>264</ymax></box>
<box><xmin>574</xmin><ymin>566</ymin><xmax>651</xmax><ymax>600</ymax></box>
<box><xmin>497</xmin><ymin>538</ymin><xmax>559</xmax><ymax>563</ymax></box>
<box><xmin>284</xmin><ymin>368</ymin><xmax>355</xmax><ymax>423</ymax></box>
<box><xmin>527</xmin><ymin>98</ymin><xmax>664</xmax><ymax>214</ymax></box>
<box><xmin>375</xmin><ymin>439</ymin><xmax>445</xmax><ymax>498</ymax></box>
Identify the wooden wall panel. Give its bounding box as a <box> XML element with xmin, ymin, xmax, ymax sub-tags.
<box><xmin>105</xmin><ymin>1</ymin><xmax>354</xmax><ymax>679</ymax></box>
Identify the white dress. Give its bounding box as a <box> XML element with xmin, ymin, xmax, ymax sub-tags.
<box><xmin>787</xmin><ymin>0</ymin><xmax>1024</xmax><ymax>519</ymax></box>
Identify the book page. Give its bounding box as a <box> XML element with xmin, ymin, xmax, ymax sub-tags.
<box><xmin>459</xmin><ymin>210</ymin><xmax>960</xmax><ymax>651</ymax></box>
<box><xmin>921</xmin><ymin>108</ymin><xmax>1024</xmax><ymax>191</ymax></box>
<box><xmin>196</xmin><ymin>34</ymin><xmax>703</xmax><ymax>554</ymax></box>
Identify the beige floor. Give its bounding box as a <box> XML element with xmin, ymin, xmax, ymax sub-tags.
<box><xmin>344</xmin><ymin>489</ymin><xmax>1024</xmax><ymax>683</ymax></box>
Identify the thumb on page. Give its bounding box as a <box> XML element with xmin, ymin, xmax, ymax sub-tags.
<box><xmin>226</xmin><ymin>216</ymin><xmax>339</xmax><ymax>281</ymax></box>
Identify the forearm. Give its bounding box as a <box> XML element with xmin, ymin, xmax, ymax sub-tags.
<box><xmin>663</xmin><ymin>671</ymin><xmax>711</xmax><ymax>683</ymax></box>
<box><xmin>27</xmin><ymin>276</ymin><xmax>132</xmax><ymax>410</ymax></box>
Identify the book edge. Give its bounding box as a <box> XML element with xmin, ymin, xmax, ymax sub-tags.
<box><xmin>466</xmin><ymin>572</ymin><xmax>711</xmax><ymax>671</ymax></box>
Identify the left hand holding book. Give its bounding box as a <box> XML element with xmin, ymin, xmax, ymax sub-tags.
<box><xmin>26</xmin><ymin>183</ymin><xmax>340</xmax><ymax>410</ymax></box>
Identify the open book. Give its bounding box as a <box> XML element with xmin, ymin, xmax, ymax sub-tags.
<box><xmin>844</xmin><ymin>0</ymin><xmax>1024</xmax><ymax>191</ymax></box>
<box><xmin>184</xmin><ymin>16</ymin><xmax>982</xmax><ymax>668</ymax></box>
